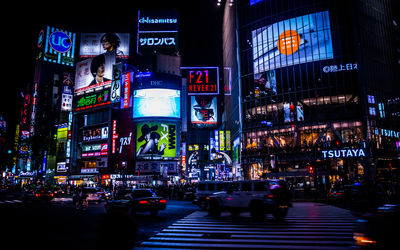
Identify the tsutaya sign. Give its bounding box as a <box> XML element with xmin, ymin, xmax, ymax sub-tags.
<box><xmin>321</xmin><ymin>148</ymin><xmax>366</xmax><ymax>159</ymax></box>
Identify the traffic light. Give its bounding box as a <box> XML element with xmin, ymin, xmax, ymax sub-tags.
<box><xmin>308</xmin><ymin>166</ymin><xmax>314</xmax><ymax>174</ymax></box>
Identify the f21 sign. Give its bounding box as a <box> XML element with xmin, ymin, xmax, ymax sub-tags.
<box><xmin>181</xmin><ymin>67</ymin><xmax>219</xmax><ymax>95</ymax></box>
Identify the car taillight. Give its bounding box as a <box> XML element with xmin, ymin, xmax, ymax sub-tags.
<box><xmin>35</xmin><ymin>194</ymin><xmax>40</xmax><ymax>197</ymax></box>
<box><xmin>354</xmin><ymin>233</ymin><xmax>376</xmax><ymax>246</ymax></box>
<box><xmin>159</xmin><ymin>199</ymin><xmax>167</xmax><ymax>203</ymax></box>
<box><xmin>49</xmin><ymin>193</ymin><xmax>54</xmax><ymax>197</ymax></box>
<box><xmin>139</xmin><ymin>200</ymin><xmax>148</xmax><ymax>204</ymax></box>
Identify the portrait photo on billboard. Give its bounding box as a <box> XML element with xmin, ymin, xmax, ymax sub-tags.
<box><xmin>79</xmin><ymin>33</ymin><xmax>130</xmax><ymax>59</ymax></box>
<box><xmin>136</xmin><ymin>122</ymin><xmax>177</xmax><ymax>158</ymax></box>
<box><xmin>190</xmin><ymin>96</ymin><xmax>218</xmax><ymax>128</ymax></box>
<box><xmin>254</xmin><ymin>70</ymin><xmax>277</xmax><ymax>96</ymax></box>
<box><xmin>252</xmin><ymin>11</ymin><xmax>333</xmax><ymax>74</ymax></box>
<box><xmin>74</xmin><ymin>53</ymin><xmax>115</xmax><ymax>92</ymax></box>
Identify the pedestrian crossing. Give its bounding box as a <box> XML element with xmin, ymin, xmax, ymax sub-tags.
<box><xmin>0</xmin><ymin>199</ymin><xmax>22</xmax><ymax>204</ymax></box>
<box><xmin>138</xmin><ymin>205</ymin><xmax>359</xmax><ymax>249</ymax></box>
<box><xmin>0</xmin><ymin>197</ymin><xmax>73</xmax><ymax>205</ymax></box>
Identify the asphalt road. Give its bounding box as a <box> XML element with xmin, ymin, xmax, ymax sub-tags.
<box><xmin>0</xmin><ymin>192</ymin><xmax>198</xmax><ymax>250</ymax></box>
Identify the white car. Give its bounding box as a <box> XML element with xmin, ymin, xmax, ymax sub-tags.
<box><xmin>206</xmin><ymin>180</ymin><xmax>291</xmax><ymax>219</ymax></box>
<box><xmin>83</xmin><ymin>187</ymin><xmax>103</xmax><ymax>204</ymax></box>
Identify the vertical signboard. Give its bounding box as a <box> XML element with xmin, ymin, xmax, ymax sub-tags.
<box><xmin>112</xmin><ymin>120</ymin><xmax>118</xmax><ymax>154</ymax></box>
<box><xmin>123</xmin><ymin>72</ymin><xmax>131</xmax><ymax>108</ymax></box>
<box><xmin>219</xmin><ymin>130</ymin><xmax>225</xmax><ymax>151</ymax></box>
<box><xmin>61</xmin><ymin>85</ymin><xmax>73</xmax><ymax>111</ymax></box>
<box><xmin>226</xmin><ymin>131</ymin><xmax>231</xmax><ymax>151</ymax></box>
<box><xmin>111</xmin><ymin>63</ymin><xmax>122</xmax><ymax>103</ymax></box>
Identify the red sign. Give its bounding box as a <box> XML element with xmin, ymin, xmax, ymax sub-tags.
<box><xmin>123</xmin><ymin>73</ymin><xmax>131</xmax><ymax>108</ymax></box>
<box><xmin>112</xmin><ymin>120</ymin><xmax>118</xmax><ymax>154</ymax></box>
<box><xmin>181</xmin><ymin>67</ymin><xmax>219</xmax><ymax>95</ymax></box>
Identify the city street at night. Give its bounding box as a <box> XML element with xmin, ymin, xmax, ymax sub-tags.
<box><xmin>1</xmin><ymin>191</ymin><xmax>362</xmax><ymax>250</ymax></box>
<box><xmin>1</xmin><ymin>0</ymin><xmax>400</xmax><ymax>249</ymax></box>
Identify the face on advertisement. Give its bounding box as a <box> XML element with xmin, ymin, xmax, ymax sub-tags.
<box><xmin>101</xmin><ymin>33</ymin><xmax>120</xmax><ymax>52</ymax></box>
<box><xmin>90</xmin><ymin>55</ymin><xmax>109</xmax><ymax>85</ymax></box>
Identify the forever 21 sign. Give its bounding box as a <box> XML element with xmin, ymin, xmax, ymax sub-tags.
<box><xmin>181</xmin><ymin>67</ymin><xmax>219</xmax><ymax>95</ymax></box>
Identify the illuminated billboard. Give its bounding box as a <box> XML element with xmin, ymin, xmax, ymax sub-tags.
<box><xmin>82</xmin><ymin>127</ymin><xmax>108</xmax><ymax>142</ymax></box>
<box><xmin>137</xmin><ymin>32</ymin><xmax>178</xmax><ymax>55</ymax></box>
<box><xmin>79</xmin><ymin>33</ymin><xmax>130</xmax><ymax>58</ymax></box>
<box><xmin>252</xmin><ymin>11</ymin><xmax>333</xmax><ymax>74</ymax></box>
<box><xmin>181</xmin><ymin>67</ymin><xmax>219</xmax><ymax>95</ymax></box>
<box><xmin>137</xmin><ymin>10</ymin><xmax>178</xmax><ymax>55</ymax></box>
<box><xmin>37</xmin><ymin>26</ymin><xmax>76</xmax><ymax>66</ymax></box>
<box><xmin>74</xmin><ymin>53</ymin><xmax>115</xmax><ymax>93</ymax></box>
<box><xmin>75</xmin><ymin>88</ymin><xmax>111</xmax><ymax>111</ymax></box>
<box><xmin>190</xmin><ymin>96</ymin><xmax>218</xmax><ymax>127</ymax></box>
<box><xmin>136</xmin><ymin>122</ymin><xmax>177</xmax><ymax>158</ymax></box>
<box><xmin>138</xmin><ymin>10</ymin><xmax>178</xmax><ymax>32</ymax></box>
<box><xmin>133</xmin><ymin>88</ymin><xmax>181</xmax><ymax>118</ymax></box>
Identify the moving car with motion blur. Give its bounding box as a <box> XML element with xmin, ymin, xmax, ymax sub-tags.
<box><xmin>104</xmin><ymin>188</ymin><xmax>167</xmax><ymax>215</ymax></box>
<box><xmin>83</xmin><ymin>187</ymin><xmax>105</xmax><ymax>204</ymax></box>
<box><xmin>23</xmin><ymin>187</ymin><xmax>55</xmax><ymax>202</ymax></box>
<box><xmin>206</xmin><ymin>179</ymin><xmax>291</xmax><ymax>219</ymax></box>
<box><xmin>193</xmin><ymin>181</ymin><xmax>231</xmax><ymax>210</ymax></box>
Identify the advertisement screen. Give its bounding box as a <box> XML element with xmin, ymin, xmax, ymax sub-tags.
<box><xmin>190</xmin><ymin>96</ymin><xmax>218</xmax><ymax>127</ymax></box>
<box><xmin>74</xmin><ymin>53</ymin><xmax>115</xmax><ymax>93</ymax></box>
<box><xmin>79</xmin><ymin>33</ymin><xmax>130</xmax><ymax>58</ymax></box>
<box><xmin>136</xmin><ymin>122</ymin><xmax>177</xmax><ymax>158</ymax></box>
<box><xmin>133</xmin><ymin>89</ymin><xmax>180</xmax><ymax>118</ymax></box>
<box><xmin>252</xmin><ymin>11</ymin><xmax>333</xmax><ymax>74</ymax></box>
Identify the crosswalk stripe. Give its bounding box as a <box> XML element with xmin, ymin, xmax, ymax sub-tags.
<box><xmin>139</xmin><ymin>206</ymin><xmax>358</xmax><ymax>249</ymax></box>
<box><xmin>140</xmin><ymin>241</ymin><xmax>351</xmax><ymax>249</ymax></box>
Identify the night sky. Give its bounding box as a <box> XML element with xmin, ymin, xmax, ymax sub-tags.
<box><xmin>2</xmin><ymin>0</ymin><xmax>222</xmax><ymax>142</ymax></box>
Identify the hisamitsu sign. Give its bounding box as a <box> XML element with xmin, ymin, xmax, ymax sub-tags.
<box><xmin>321</xmin><ymin>148</ymin><xmax>366</xmax><ymax>159</ymax></box>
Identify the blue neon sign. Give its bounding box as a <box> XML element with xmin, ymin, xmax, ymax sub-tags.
<box><xmin>49</xmin><ymin>31</ymin><xmax>72</xmax><ymax>53</ymax></box>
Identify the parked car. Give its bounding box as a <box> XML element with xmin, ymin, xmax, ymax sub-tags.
<box><xmin>193</xmin><ymin>181</ymin><xmax>231</xmax><ymax>210</ymax></box>
<box><xmin>23</xmin><ymin>187</ymin><xmax>55</xmax><ymax>202</ymax></box>
<box><xmin>104</xmin><ymin>188</ymin><xmax>167</xmax><ymax>215</ymax></box>
<box><xmin>206</xmin><ymin>179</ymin><xmax>291</xmax><ymax>219</ymax></box>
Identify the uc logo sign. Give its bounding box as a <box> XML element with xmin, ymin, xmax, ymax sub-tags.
<box><xmin>49</xmin><ymin>31</ymin><xmax>72</xmax><ymax>53</ymax></box>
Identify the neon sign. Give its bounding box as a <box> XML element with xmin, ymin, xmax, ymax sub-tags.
<box><xmin>182</xmin><ymin>67</ymin><xmax>219</xmax><ymax>95</ymax></box>
<box><xmin>75</xmin><ymin>89</ymin><xmax>110</xmax><ymax>111</ymax></box>
<box><xmin>321</xmin><ymin>148</ymin><xmax>366</xmax><ymax>158</ymax></box>
<box><xmin>49</xmin><ymin>31</ymin><xmax>72</xmax><ymax>53</ymax></box>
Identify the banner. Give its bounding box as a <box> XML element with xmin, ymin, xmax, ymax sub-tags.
<box><xmin>136</xmin><ymin>122</ymin><xmax>177</xmax><ymax>158</ymax></box>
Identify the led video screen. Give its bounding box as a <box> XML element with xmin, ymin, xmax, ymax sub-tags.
<box><xmin>252</xmin><ymin>11</ymin><xmax>333</xmax><ymax>74</ymax></box>
<box><xmin>190</xmin><ymin>96</ymin><xmax>218</xmax><ymax>127</ymax></box>
<box><xmin>136</xmin><ymin>122</ymin><xmax>177</xmax><ymax>158</ymax></box>
<box><xmin>133</xmin><ymin>88</ymin><xmax>180</xmax><ymax>118</ymax></box>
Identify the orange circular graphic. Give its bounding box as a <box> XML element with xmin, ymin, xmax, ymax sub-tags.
<box><xmin>277</xmin><ymin>30</ymin><xmax>301</xmax><ymax>55</ymax></box>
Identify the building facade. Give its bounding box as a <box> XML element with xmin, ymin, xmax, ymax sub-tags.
<box><xmin>234</xmin><ymin>0</ymin><xmax>400</xmax><ymax>190</ymax></box>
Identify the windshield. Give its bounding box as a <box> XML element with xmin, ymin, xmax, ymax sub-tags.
<box><xmin>132</xmin><ymin>190</ymin><xmax>156</xmax><ymax>198</ymax></box>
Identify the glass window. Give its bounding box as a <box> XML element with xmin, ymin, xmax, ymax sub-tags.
<box><xmin>242</xmin><ymin>182</ymin><xmax>252</xmax><ymax>191</ymax></box>
<box><xmin>207</xmin><ymin>183</ymin><xmax>215</xmax><ymax>191</ymax></box>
